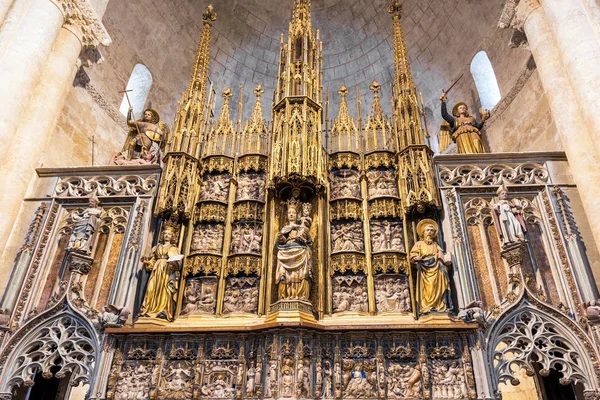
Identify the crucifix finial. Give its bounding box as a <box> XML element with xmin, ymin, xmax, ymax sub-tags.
<box><xmin>338</xmin><ymin>85</ymin><xmax>348</xmax><ymax>98</ymax></box>
<box><xmin>370</xmin><ymin>80</ymin><xmax>381</xmax><ymax>95</ymax></box>
<box><xmin>254</xmin><ymin>84</ymin><xmax>265</xmax><ymax>97</ymax></box>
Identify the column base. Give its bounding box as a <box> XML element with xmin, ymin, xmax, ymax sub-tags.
<box><xmin>266</xmin><ymin>299</ymin><xmax>317</xmax><ymax>323</ymax></box>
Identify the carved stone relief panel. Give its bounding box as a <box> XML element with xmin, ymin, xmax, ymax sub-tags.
<box><xmin>236</xmin><ymin>172</ymin><xmax>266</xmax><ymax>202</ymax></box>
<box><xmin>180</xmin><ymin>277</ymin><xmax>218</xmax><ymax>316</ymax></box>
<box><xmin>340</xmin><ymin>339</ymin><xmax>377</xmax><ymax>398</ymax></box>
<box><xmin>158</xmin><ymin>360</ymin><xmax>194</xmax><ymax>399</ymax></box>
<box><xmin>374</xmin><ymin>274</ymin><xmax>411</xmax><ymax>313</ymax></box>
<box><xmin>113</xmin><ymin>362</ymin><xmax>155</xmax><ymax>399</ymax></box>
<box><xmin>383</xmin><ymin>337</ymin><xmax>421</xmax><ymax>399</ymax></box>
<box><xmin>200</xmin><ymin>172</ymin><xmax>231</xmax><ymax>203</ymax></box>
<box><xmin>200</xmin><ymin>340</ymin><xmax>241</xmax><ymax>399</ymax></box>
<box><xmin>370</xmin><ymin>219</ymin><xmax>405</xmax><ymax>253</ymax></box>
<box><xmin>331</xmin><ymin>220</ymin><xmax>364</xmax><ymax>254</ymax></box>
<box><xmin>222</xmin><ymin>276</ymin><xmax>259</xmax><ymax>315</ymax></box>
<box><xmin>330</xmin><ymin>168</ymin><xmax>361</xmax><ymax>201</ymax></box>
<box><xmin>366</xmin><ymin>168</ymin><xmax>399</xmax><ymax>199</ymax></box>
<box><xmin>190</xmin><ymin>223</ymin><xmax>224</xmax><ymax>255</ymax></box>
<box><xmin>332</xmin><ymin>275</ymin><xmax>368</xmax><ymax>313</ymax></box>
<box><xmin>230</xmin><ymin>222</ymin><xmax>263</xmax><ymax>255</ymax></box>
<box><xmin>426</xmin><ymin>337</ymin><xmax>468</xmax><ymax>400</ymax></box>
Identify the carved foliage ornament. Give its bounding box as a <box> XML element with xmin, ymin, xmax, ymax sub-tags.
<box><xmin>51</xmin><ymin>0</ymin><xmax>111</xmax><ymax>47</ymax></box>
<box><xmin>438</xmin><ymin>163</ymin><xmax>548</xmax><ymax>187</ymax></box>
<box><xmin>55</xmin><ymin>175</ymin><xmax>158</xmax><ymax>197</ymax></box>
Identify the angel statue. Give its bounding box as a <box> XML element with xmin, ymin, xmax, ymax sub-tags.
<box><xmin>124</xmin><ymin>107</ymin><xmax>170</xmax><ymax>163</ymax></box>
<box><xmin>410</xmin><ymin>219</ymin><xmax>453</xmax><ymax>315</ymax></box>
<box><xmin>439</xmin><ymin>92</ymin><xmax>490</xmax><ymax>154</ymax></box>
<box><xmin>276</xmin><ymin>198</ymin><xmax>313</xmax><ymax>300</ymax></box>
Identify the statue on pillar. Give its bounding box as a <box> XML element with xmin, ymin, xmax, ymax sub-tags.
<box><xmin>439</xmin><ymin>92</ymin><xmax>490</xmax><ymax>154</ymax></box>
<box><xmin>275</xmin><ymin>198</ymin><xmax>313</xmax><ymax>300</ymax></box>
<box><xmin>493</xmin><ymin>185</ymin><xmax>527</xmax><ymax>246</ymax></box>
<box><xmin>138</xmin><ymin>225</ymin><xmax>182</xmax><ymax>321</ymax></box>
<box><xmin>67</xmin><ymin>196</ymin><xmax>103</xmax><ymax>255</ymax></box>
<box><xmin>410</xmin><ymin>219</ymin><xmax>453</xmax><ymax>315</ymax></box>
<box><xmin>124</xmin><ymin>107</ymin><xmax>170</xmax><ymax>163</ymax></box>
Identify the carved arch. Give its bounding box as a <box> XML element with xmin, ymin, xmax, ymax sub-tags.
<box><xmin>0</xmin><ymin>310</ymin><xmax>100</xmax><ymax>394</ymax></box>
<box><xmin>488</xmin><ymin>298</ymin><xmax>599</xmax><ymax>393</ymax></box>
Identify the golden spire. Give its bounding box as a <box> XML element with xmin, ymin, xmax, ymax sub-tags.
<box><xmin>331</xmin><ymin>85</ymin><xmax>360</xmax><ymax>154</ymax></box>
<box><xmin>240</xmin><ymin>84</ymin><xmax>268</xmax><ymax>156</ymax></box>
<box><xmin>388</xmin><ymin>0</ymin><xmax>425</xmax><ymax>148</ymax></box>
<box><xmin>204</xmin><ymin>88</ymin><xmax>236</xmax><ymax>157</ymax></box>
<box><xmin>290</xmin><ymin>0</ymin><xmax>312</xmax><ymax>36</ymax></box>
<box><xmin>169</xmin><ymin>4</ymin><xmax>217</xmax><ymax>156</ymax></box>
<box><xmin>365</xmin><ymin>80</ymin><xmax>394</xmax><ymax>153</ymax></box>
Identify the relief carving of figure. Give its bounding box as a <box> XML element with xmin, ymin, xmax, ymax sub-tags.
<box><xmin>180</xmin><ymin>278</ymin><xmax>217</xmax><ymax>315</ymax></box>
<box><xmin>388</xmin><ymin>363</ymin><xmax>421</xmax><ymax>399</ymax></box>
<box><xmin>493</xmin><ymin>185</ymin><xmax>527</xmax><ymax>246</ymax></box>
<box><xmin>190</xmin><ymin>223</ymin><xmax>224</xmax><ymax>254</ymax></box>
<box><xmin>431</xmin><ymin>360</ymin><xmax>467</xmax><ymax>399</ymax></box>
<box><xmin>367</xmin><ymin>169</ymin><xmax>399</xmax><ymax>199</ymax></box>
<box><xmin>237</xmin><ymin>172</ymin><xmax>266</xmax><ymax>202</ymax></box>
<box><xmin>162</xmin><ymin>361</ymin><xmax>193</xmax><ymax>397</ymax></box>
<box><xmin>323</xmin><ymin>361</ymin><xmax>333</xmax><ymax>397</ymax></box>
<box><xmin>280</xmin><ymin>363</ymin><xmax>295</xmax><ymax>398</ymax></box>
<box><xmin>331</xmin><ymin>221</ymin><xmax>364</xmax><ymax>253</ymax></box>
<box><xmin>114</xmin><ymin>363</ymin><xmax>152</xmax><ymax>400</ymax></box>
<box><xmin>343</xmin><ymin>363</ymin><xmax>374</xmax><ymax>398</ymax></box>
<box><xmin>230</xmin><ymin>223</ymin><xmax>263</xmax><ymax>255</ymax></box>
<box><xmin>374</xmin><ymin>275</ymin><xmax>411</xmax><ymax>313</ymax></box>
<box><xmin>370</xmin><ymin>220</ymin><xmax>405</xmax><ymax>253</ymax></box>
<box><xmin>200</xmin><ymin>173</ymin><xmax>231</xmax><ymax>203</ymax></box>
<box><xmin>67</xmin><ymin>196</ymin><xmax>103</xmax><ymax>255</ymax></box>
<box><xmin>201</xmin><ymin>373</ymin><xmax>236</xmax><ymax>398</ymax></box>
<box><xmin>126</xmin><ymin>107</ymin><xmax>169</xmax><ymax>162</ymax></box>
<box><xmin>330</xmin><ymin>169</ymin><xmax>361</xmax><ymax>200</ymax></box>
<box><xmin>333</xmin><ymin>276</ymin><xmax>368</xmax><ymax>313</ymax></box>
<box><xmin>138</xmin><ymin>226</ymin><xmax>182</xmax><ymax>321</ymax></box>
<box><xmin>410</xmin><ymin>220</ymin><xmax>453</xmax><ymax>315</ymax></box>
<box><xmin>222</xmin><ymin>277</ymin><xmax>259</xmax><ymax>314</ymax></box>
<box><xmin>246</xmin><ymin>361</ymin><xmax>257</xmax><ymax>396</ymax></box>
<box><xmin>276</xmin><ymin>199</ymin><xmax>313</xmax><ymax>300</ymax></box>
<box><xmin>440</xmin><ymin>92</ymin><xmax>489</xmax><ymax>154</ymax></box>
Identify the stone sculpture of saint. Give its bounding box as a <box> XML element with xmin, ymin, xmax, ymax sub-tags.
<box><xmin>139</xmin><ymin>226</ymin><xmax>182</xmax><ymax>321</ymax></box>
<box><xmin>439</xmin><ymin>92</ymin><xmax>490</xmax><ymax>154</ymax></box>
<box><xmin>493</xmin><ymin>185</ymin><xmax>527</xmax><ymax>245</ymax></box>
<box><xmin>275</xmin><ymin>199</ymin><xmax>313</xmax><ymax>300</ymax></box>
<box><xmin>67</xmin><ymin>196</ymin><xmax>103</xmax><ymax>255</ymax></box>
<box><xmin>410</xmin><ymin>219</ymin><xmax>453</xmax><ymax>314</ymax></box>
<box><xmin>126</xmin><ymin>107</ymin><xmax>170</xmax><ymax>162</ymax></box>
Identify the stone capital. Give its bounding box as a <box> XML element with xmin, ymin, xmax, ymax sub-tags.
<box><xmin>50</xmin><ymin>0</ymin><xmax>112</xmax><ymax>47</ymax></box>
<box><xmin>497</xmin><ymin>0</ymin><xmax>541</xmax><ymax>47</ymax></box>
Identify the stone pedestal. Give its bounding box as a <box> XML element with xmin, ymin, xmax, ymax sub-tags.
<box><xmin>266</xmin><ymin>299</ymin><xmax>317</xmax><ymax>323</ymax></box>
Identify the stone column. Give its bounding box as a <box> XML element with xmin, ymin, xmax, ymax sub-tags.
<box><xmin>0</xmin><ymin>0</ymin><xmax>65</xmax><ymax>161</ymax></box>
<box><xmin>0</xmin><ymin>0</ymin><xmax>14</xmax><ymax>28</ymax></box>
<box><xmin>541</xmin><ymin>0</ymin><xmax>600</xmax><ymax>155</ymax></box>
<box><xmin>517</xmin><ymin>1</ymin><xmax>600</xmax><ymax>253</ymax></box>
<box><xmin>0</xmin><ymin>0</ymin><xmax>110</xmax><ymax>273</ymax></box>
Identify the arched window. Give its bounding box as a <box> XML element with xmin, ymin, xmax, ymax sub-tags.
<box><xmin>470</xmin><ymin>51</ymin><xmax>501</xmax><ymax>110</ymax></box>
<box><xmin>119</xmin><ymin>64</ymin><xmax>153</xmax><ymax>117</ymax></box>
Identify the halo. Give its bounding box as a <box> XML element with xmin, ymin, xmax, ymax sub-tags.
<box><xmin>452</xmin><ymin>102</ymin><xmax>468</xmax><ymax>117</ymax></box>
<box><xmin>144</xmin><ymin>108</ymin><xmax>160</xmax><ymax>124</ymax></box>
<box><xmin>416</xmin><ymin>219</ymin><xmax>438</xmax><ymax>239</ymax></box>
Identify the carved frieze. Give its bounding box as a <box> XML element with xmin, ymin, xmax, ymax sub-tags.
<box><xmin>367</xmin><ymin>168</ymin><xmax>399</xmax><ymax>199</ymax></box>
<box><xmin>330</xmin><ymin>253</ymin><xmax>366</xmax><ymax>275</ymax></box>
<box><xmin>194</xmin><ymin>202</ymin><xmax>228</xmax><ymax>223</ymax></box>
<box><xmin>329</xmin><ymin>199</ymin><xmax>363</xmax><ymax>221</ymax></box>
<box><xmin>364</xmin><ymin>152</ymin><xmax>396</xmax><ymax>170</ymax></box>
<box><xmin>237</xmin><ymin>155</ymin><xmax>268</xmax><ymax>174</ymax></box>
<box><xmin>55</xmin><ymin>174</ymin><xmax>159</xmax><ymax>198</ymax></box>
<box><xmin>232</xmin><ymin>202</ymin><xmax>265</xmax><ymax>222</ymax></box>
<box><xmin>368</xmin><ymin>198</ymin><xmax>403</xmax><ymax>219</ymax></box>
<box><xmin>230</xmin><ymin>222</ymin><xmax>263</xmax><ymax>255</ymax></box>
<box><xmin>226</xmin><ymin>255</ymin><xmax>262</xmax><ymax>277</ymax></box>
<box><xmin>184</xmin><ymin>254</ymin><xmax>221</xmax><ymax>276</ymax></box>
<box><xmin>202</xmin><ymin>156</ymin><xmax>234</xmax><ymax>174</ymax></box>
<box><xmin>438</xmin><ymin>163</ymin><xmax>549</xmax><ymax>187</ymax></box>
<box><xmin>329</xmin><ymin>152</ymin><xmax>361</xmax><ymax>171</ymax></box>
<box><xmin>372</xmin><ymin>253</ymin><xmax>408</xmax><ymax>275</ymax></box>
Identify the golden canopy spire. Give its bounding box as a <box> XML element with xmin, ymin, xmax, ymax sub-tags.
<box><xmin>388</xmin><ymin>0</ymin><xmax>425</xmax><ymax>148</ymax></box>
<box><xmin>240</xmin><ymin>84</ymin><xmax>268</xmax><ymax>156</ymax></box>
<box><xmin>330</xmin><ymin>85</ymin><xmax>360</xmax><ymax>154</ymax></box>
<box><xmin>290</xmin><ymin>0</ymin><xmax>312</xmax><ymax>36</ymax></box>
<box><xmin>204</xmin><ymin>88</ymin><xmax>236</xmax><ymax>158</ymax></box>
<box><xmin>365</xmin><ymin>80</ymin><xmax>394</xmax><ymax>153</ymax></box>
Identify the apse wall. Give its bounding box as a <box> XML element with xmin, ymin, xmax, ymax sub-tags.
<box><xmin>45</xmin><ymin>0</ymin><xmax>560</xmax><ymax>167</ymax></box>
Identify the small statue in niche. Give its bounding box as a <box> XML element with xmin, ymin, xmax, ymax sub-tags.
<box><xmin>276</xmin><ymin>199</ymin><xmax>313</xmax><ymax>300</ymax></box>
<box><xmin>126</xmin><ymin>107</ymin><xmax>170</xmax><ymax>162</ymax></box>
<box><xmin>409</xmin><ymin>219</ymin><xmax>453</xmax><ymax>315</ymax></box>
<box><xmin>439</xmin><ymin>92</ymin><xmax>490</xmax><ymax>154</ymax></box>
<box><xmin>246</xmin><ymin>361</ymin><xmax>257</xmax><ymax>396</ymax></box>
<box><xmin>280</xmin><ymin>363</ymin><xmax>295</xmax><ymax>397</ymax></box>
<box><xmin>493</xmin><ymin>185</ymin><xmax>527</xmax><ymax>246</ymax></box>
<box><xmin>322</xmin><ymin>361</ymin><xmax>333</xmax><ymax>397</ymax></box>
<box><xmin>67</xmin><ymin>196</ymin><xmax>104</xmax><ymax>255</ymax></box>
<box><xmin>138</xmin><ymin>226</ymin><xmax>182</xmax><ymax>321</ymax></box>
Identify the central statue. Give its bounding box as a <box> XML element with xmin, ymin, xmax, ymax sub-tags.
<box><xmin>276</xmin><ymin>198</ymin><xmax>313</xmax><ymax>300</ymax></box>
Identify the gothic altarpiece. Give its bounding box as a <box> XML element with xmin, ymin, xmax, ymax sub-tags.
<box><xmin>0</xmin><ymin>1</ymin><xmax>600</xmax><ymax>400</ymax></box>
